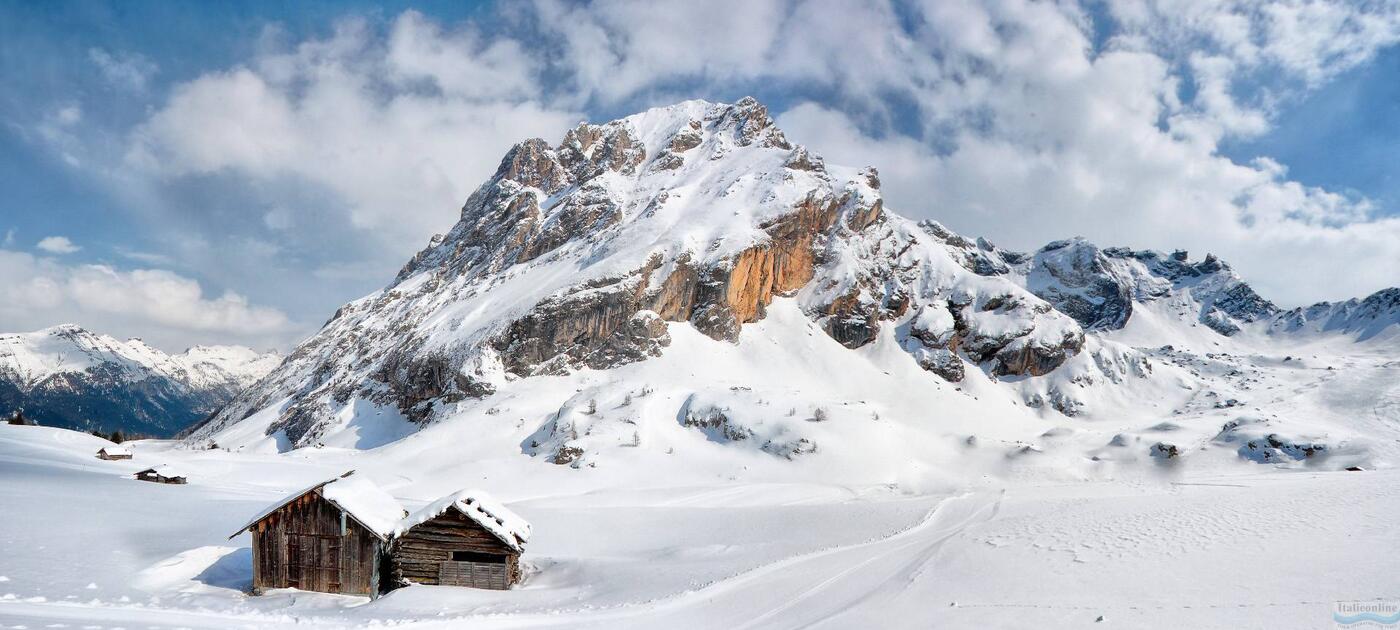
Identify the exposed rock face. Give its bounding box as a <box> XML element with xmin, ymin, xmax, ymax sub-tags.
<box><xmin>1025</xmin><ymin>239</ymin><xmax>1135</xmax><ymax>330</ymax></box>
<box><xmin>910</xmin><ymin>346</ymin><xmax>965</xmax><ymax>382</ymax></box>
<box><xmin>800</xmin><ymin>213</ymin><xmax>1085</xmax><ymax>380</ymax></box>
<box><xmin>717</xmin><ymin>96</ymin><xmax>792</xmax><ymax>149</ymax></box>
<box><xmin>493</xmin><ymin>271</ymin><xmax>671</xmax><ymax>377</ymax></box>
<box><xmin>784</xmin><ymin>146</ymin><xmax>825</xmax><ymax>172</ymax></box>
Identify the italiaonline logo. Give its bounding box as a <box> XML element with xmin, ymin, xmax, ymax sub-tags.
<box><xmin>1335</xmin><ymin>601</ymin><xmax>1400</xmax><ymax>628</ymax></box>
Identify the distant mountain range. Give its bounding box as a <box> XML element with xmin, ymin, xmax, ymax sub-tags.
<box><xmin>0</xmin><ymin>324</ymin><xmax>280</xmax><ymax>437</ymax></box>
<box><xmin>182</xmin><ymin>98</ymin><xmax>1399</xmax><ymax>467</ymax></box>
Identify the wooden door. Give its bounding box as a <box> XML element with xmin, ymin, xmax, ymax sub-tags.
<box><xmin>286</xmin><ymin>534</ymin><xmax>342</xmax><ymax>592</ymax></box>
<box><xmin>439</xmin><ymin>560</ymin><xmax>508</xmax><ymax>590</ymax></box>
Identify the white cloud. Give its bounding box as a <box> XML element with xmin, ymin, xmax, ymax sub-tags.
<box><xmin>529</xmin><ymin>0</ymin><xmax>792</xmax><ymax>104</ymax></box>
<box><xmin>0</xmin><ymin>249</ymin><xmax>293</xmax><ymax>350</ymax></box>
<box><xmin>125</xmin><ymin>15</ymin><xmax>581</xmax><ymax>256</ymax></box>
<box><xmin>36</xmin><ymin>236</ymin><xmax>81</xmax><ymax>255</ymax></box>
<box><xmin>88</xmin><ymin>48</ymin><xmax>158</xmax><ymax>91</ymax></box>
<box><xmin>54</xmin><ymin>105</ymin><xmax>82</xmax><ymax>126</ymax></box>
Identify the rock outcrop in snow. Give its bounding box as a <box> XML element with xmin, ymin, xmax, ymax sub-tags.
<box><xmin>0</xmin><ymin>325</ymin><xmax>279</xmax><ymax>436</ymax></box>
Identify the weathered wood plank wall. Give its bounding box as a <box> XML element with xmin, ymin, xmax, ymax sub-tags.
<box><xmin>389</xmin><ymin>509</ymin><xmax>520</xmax><ymax>589</ymax></box>
<box><xmin>248</xmin><ymin>491</ymin><xmax>383</xmax><ymax>596</ymax></box>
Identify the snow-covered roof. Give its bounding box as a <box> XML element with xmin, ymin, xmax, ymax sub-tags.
<box><xmin>99</xmin><ymin>446</ymin><xmax>131</xmax><ymax>455</ymax></box>
<box><xmin>137</xmin><ymin>464</ymin><xmax>183</xmax><ymax>478</ymax></box>
<box><xmin>228</xmin><ymin>471</ymin><xmax>406</xmax><ymax>540</ymax></box>
<box><xmin>318</xmin><ymin>474</ymin><xmax>407</xmax><ymax>539</ymax></box>
<box><xmin>395</xmin><ymin>489</ymin><xmax>531</xmax><ymax>552</ymax></box>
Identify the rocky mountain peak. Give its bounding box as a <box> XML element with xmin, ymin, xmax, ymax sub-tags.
<box><xmin>709</xmin><ymin>96</ymin><xmax>792</xmax><ymax>149</ymax></box>
<box><xmin>192</xmin><ymin>98</ymin><xmax>1093</xmax><ymax>449</ymax></box>
<box><xmin>396</xmin><ymin>98</ymin><xmax>812</xmax><ymax>284</ymax></box>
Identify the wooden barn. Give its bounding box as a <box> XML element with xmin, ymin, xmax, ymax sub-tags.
<box><xmin>389</xmin><ymin>489</ymin><xmax>532</xmax><ymax>591</ymax></box>
<box><xmin>96</xmin><ymin>446</ymin><xmax>132</xmax><ymax>460</ymax></box>
<box><xmin>134</xmin><ymin>465</ymin><xmax>185</xmax><ymax>484</ymax></box>
<box><xmin>229</xmin><ymin>471</ymin><xmax>406</xmax><ymax>597</ymax></box>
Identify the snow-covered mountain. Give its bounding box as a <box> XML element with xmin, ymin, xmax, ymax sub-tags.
<box><xmin>1269</xmin><ymin>287</ymin><xmax>1400</xmax><ymax>341</ymax></box>
<box><xmin>188</xmin><ymin>98</ymin><xmax>1399</xmax><ymax>475</ymax></box>
<box><xmin>0</xmin><ymin>324</ymin><xmax>280</xmax><ymax>436</ymax></box>
<box><xmin>975</xmin><ymin>235</ymin><xmax>1399</xmax><ymax>343</ymax></box>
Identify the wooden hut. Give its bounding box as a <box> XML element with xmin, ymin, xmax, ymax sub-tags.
<box><xmin>134</xmin><ymin>465</ymin><xmax>186</xmax><ymax>484</ymax></box>
<box><xmin>228</xmin><ymin>471</ymin><xmax>405</xmax><ymax>597</ymax></box>
<box><xmin>97</xmin><ymin>446</ymin><xmax>132</xmax><ymax>460</ymax></box>
<box><xmin>390</xmin><ymin>489</ymin><xmax>531</xmax><ymax>590</ymax></box>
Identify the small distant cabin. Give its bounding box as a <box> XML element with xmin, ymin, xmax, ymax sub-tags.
<box><xmin>134</xmin><ymin>465</ymin><xmax>186</xmax><ymax>484</ymax></box>
<box><xmin>97</xmin><ymin>446</ymin><xmax>132</xmax><ymax>460</ymax></box>
<box><xmin>229</xmin><ymin>471</ymin><xmax>406</xmax><ymax>597</ymax></box>
<box><xmin>390</xmin><ymin>490</ymin><xmax>531</xmax><ymax>590</ymax></box>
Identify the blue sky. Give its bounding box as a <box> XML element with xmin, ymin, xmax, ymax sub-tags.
<box><xmin>2</xmin><ymin>0</ymin><xmax>1399</xmax><ymax>351</ymax></box>
<box><xmin>1223</xmin><ymin>44</ymin><xmax>1400</xmax><ymax>212</ymax></box>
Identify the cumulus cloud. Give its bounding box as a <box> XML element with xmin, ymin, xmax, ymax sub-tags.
<box><xmin>0</xmin><ymin>249</ymin><xmax>293</xmax><ymax>350</ymax></box>
<box><xmin>35</xmin><ymin>236</ymin><xmax>81</xmax><ymax>255</ymax></box>
<box><xmin>125</xmin><ymin>14</ymin><xmax>581</xmax><ymax>254</ymax></box>
<box><xmin>1108</xmin><ymin>0</ymin><xmax>1400</xmax><ymax>87</ymax></box>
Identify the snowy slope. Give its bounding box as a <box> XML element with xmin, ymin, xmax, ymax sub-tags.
<box><xmin>4</xmin><ymin>396</ymin><xmax>1400</xmax><ymax>629</ymax></box>
<box><xmin>0</xmin><ymin>324</ymin><xmax>280</xmax><ymax>436</ymax></box>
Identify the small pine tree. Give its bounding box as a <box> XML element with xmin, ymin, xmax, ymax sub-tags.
<box><xmin>7</xmin><ymin>410</ymin><xmax>28</xmax><ymax>426</ymax></box>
